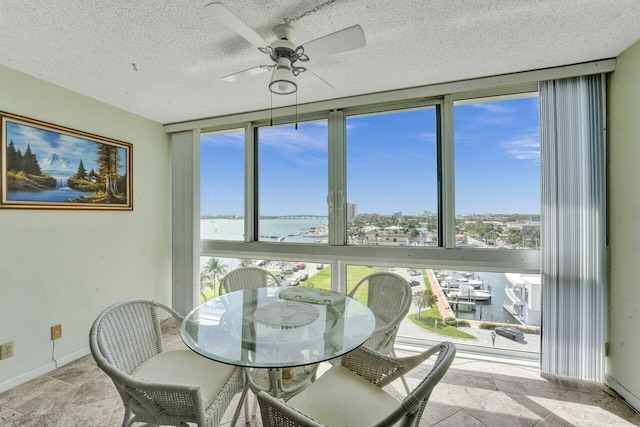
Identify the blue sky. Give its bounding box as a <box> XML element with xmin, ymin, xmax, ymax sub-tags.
<box><xmin>200</xmin><ymin>95</ymin><xmax>540</xmax><ymax>216</ymax></box>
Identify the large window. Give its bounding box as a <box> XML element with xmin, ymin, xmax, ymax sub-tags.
<box><xmin>453</xmin><ymin>94</ymin><xmax>540</xmax><ymax>249</ymax></box>
<box><xmin>257</xmin><ymin>120</ymin><xmax>328</xmax><ymax>243</ymax></box>
<box><xmin>196</xmin><ymin>84</ymin><xmax>542</xmax><ymax>359</ymax></box>
<box><xmin>346</xmin><ymin>107</ymin><xmax>438</xmax><ymax>247</ymax></box>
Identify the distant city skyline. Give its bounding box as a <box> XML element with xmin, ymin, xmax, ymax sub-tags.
<box><xmin>200</xmin><ymin>95</ymin><xmax>540</xmax><ymax>216</ymax></box>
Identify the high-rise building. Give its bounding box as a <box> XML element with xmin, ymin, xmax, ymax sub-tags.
<box><xmin>346</xmin><ymin>203</ymin><xmax>357</xmax><ymax>220</ymax></box>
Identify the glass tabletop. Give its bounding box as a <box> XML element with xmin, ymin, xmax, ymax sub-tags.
<box><xmin>180</xmin><ymin>287</ymin><xmax>375</xmax><ymax>368</ymax></box>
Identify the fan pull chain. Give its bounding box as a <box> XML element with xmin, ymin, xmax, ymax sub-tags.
<box><xmin>284</xmin><ymin>0</ymin><xmax>338</xmax><ymax>25</ymax></box>
<box><xmin>295</xmin><ymin>91</ymin><xmax>298</xmax><ymax>130</ymax></box>
<box><xmin>270</xmin><ymin>92</ymin><xmax>273</xmax><ymax>126</ymax></box>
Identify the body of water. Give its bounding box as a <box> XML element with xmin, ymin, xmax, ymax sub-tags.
<box><xmin>201</xmin><ymin>218</ymin><xmax>328</xmax><ymax>243</ymax></box>
<box><xmin>200</xmin><ymin>218</ymin><xmax>518</xmax><ymax>324</ymax></box>
<box><xmin>7</xmin><ymin>187</ymin><xmax>85</xmax><ymax>202</ymax></box>
<box><xmin>447</xmin><ymin>271</ymin><xmax>517</xmax><ymax>324</ymax></box>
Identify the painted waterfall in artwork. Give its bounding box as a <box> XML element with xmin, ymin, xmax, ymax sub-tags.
<box><xmin>2</xmin><ymin>115</ymin><xmax>131</xmax><ymax>209</ymax></box>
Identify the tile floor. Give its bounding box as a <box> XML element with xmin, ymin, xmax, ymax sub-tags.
<box><xmin>1</xmin><ymin>319</ymin><xmax>638</xmax><ymax>427</ymax></box>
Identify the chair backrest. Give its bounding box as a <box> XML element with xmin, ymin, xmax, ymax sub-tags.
<box><xmin>348</xmin><ymin>272</ymin><xmax>412</xmax><ymax>353</ymax></box>
<box><xmin>350</xmin><ymin>342</ymin><xmax>456</xmax><ymax>427</ymax></box>
<box><xmin>219</xmin><ymin>266</ymin><xmax>281</xmax><ymax>294</ymax></box>
<box><xmin>91</xmin><ymin>299</ymin><xmax>164</xmax><ymax>375</ymax></box>
<box><xmin>257</xmin><ymin>342</ymin><xmax>456</xmax><ymax>427</ymax></box>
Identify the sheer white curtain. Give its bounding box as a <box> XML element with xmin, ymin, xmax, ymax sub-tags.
<box><xmin>539</xmin><ymin>75</ymin><xmax>606</xmax><ymax>382</ymax></box>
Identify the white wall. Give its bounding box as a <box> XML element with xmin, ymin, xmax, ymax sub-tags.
<box><xmin>0</xmin><ymin>65</ymin><xmax>171</xmax><ymax>387</ymax></box>
<box><xmin>608</xmin><ymin>39</ymin><xmax>640</xmax><ymax>405</ymax></box>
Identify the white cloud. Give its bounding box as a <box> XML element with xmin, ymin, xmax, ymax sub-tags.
<box><xmin>258</xmin><ymin>124</ymin><xmax>327</xmax><ymax>153</ymax></box>
<box><xmin>201</xmin><ymin>130</ymin><xmax>244</xmax><ymax>147</ymax></box>
<box><xmin>470</xmin><ymin>102</ymin><xmax>516</xmax><ymax>114</ymax></box>
<box><xmin>500</xmin><ymin>134</ymin><xmax>540</xmax><ymax>162</ymax></box>
<box><xmin>416</xmin><ymin>132</ymin><xmax>437</xmax><ymax>144</ymax></box>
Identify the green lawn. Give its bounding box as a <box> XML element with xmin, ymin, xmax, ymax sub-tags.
<box><xmin>408</xmin><ymin>305</ymin><xmax>477</xmax><ymax>340</ymax></box>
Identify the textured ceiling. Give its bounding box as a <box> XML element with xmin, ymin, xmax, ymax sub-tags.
<box><xmin>1</xmin><ymin>0</ymin><xmax>639</xmax><ymax>124</ymax></box>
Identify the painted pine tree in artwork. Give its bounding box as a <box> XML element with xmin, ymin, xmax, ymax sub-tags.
<box><xmin>76</xmin><ymin>159</ymin><xmax>87</xmax><ymax>180</ymax></box>
<box><xmin>96</xmin><ymin>144</ymin><xmax>121</xmax><ymax>197</ymax></box>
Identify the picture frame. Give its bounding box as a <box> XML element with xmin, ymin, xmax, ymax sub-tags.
<box><xmin>1</xmin><ymin>112</ymin><xmax>132</xmax><ymax>210</ymax></box>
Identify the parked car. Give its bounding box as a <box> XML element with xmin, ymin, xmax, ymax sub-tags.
<box><xmin>299</xmin><ymin>273</ymin><xmax>308</xmax><ymax>281</ymax></box>
<box><xmin>409</xmin><ymin>280</ymin><xmax>421</xmax><ymax>287</ymax></box>
<box><xmin>316</xmin><ymin>264</ymin><xmax>324</xmax><ymax>270</ymax></box>
<box><xmin>282</xmin><ymin>268</ymin><xmax>294</xmax><ymax>275</ymax></box>
<box><xmin>275</xmin><ymin>274</ymin><xmax>285</xmax><ymax>281</ymax></box>
<box><xmin>409</xmin><ymin>270</ymin><xmax>421</xmax><ymax>276</ymax></box>
<box><xmin>296</xmin><ymin>264</ymin><xmax>306</xmax><ymax>270</ymax></box>
<box><xmin>494</xmin><ymin>327</ymin><xmax>525</xmax><ymax>342</ymax></box>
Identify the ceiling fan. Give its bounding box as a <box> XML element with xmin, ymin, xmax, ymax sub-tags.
<box><xmin>206</xmin><ymin>2</ymin><xmax>366</xmax><ymax>95</ymax></box>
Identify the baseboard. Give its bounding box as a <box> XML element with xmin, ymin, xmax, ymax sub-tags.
<box><xmin>0</xmin><ymin>346</ymin><xmax>91</xmax><ymax>394</ymax></box>
<box><xmin>605</xmin><ymin>375</ymin><xmax>640</xmax><ymax>412</ymax></box>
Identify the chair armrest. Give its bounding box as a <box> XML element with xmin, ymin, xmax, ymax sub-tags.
<box><xmin>101</xmin><ymin>356</ymin><xmax>204</xmax><ymax>421</ymax></box>
<box><xmin>257</xmin><ymin>391</ymin><xmax>327</xmax><ymax>427</ymax></box>
<box><xmin>341</xmin><ymin>342</ymin><xmax>455</xmax><ymax>388</ymax></box>
<box><xmin>152</xmin><ymin>299</ymin><xmax>185</xmax><ymax>323</ymax></box>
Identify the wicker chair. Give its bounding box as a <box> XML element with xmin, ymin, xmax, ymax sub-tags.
<box><xmin>219</xmin><ymin>266</ymin><xmax>282</xmax><ymax>294</ymax></box>
<box><xmin>348</xmin><ymin>272</ymin><xmax>413</xmax><ymax>355</ymax></box>
<box><xmin>348</xmin><ymin>271</ymin><xmax>413</xmax><ymax>392</ymax></box>
<box><xmin>219</xmin><ymin>267</ymin><xmax>319</xmax><ymax>401</ymax></box>
<box><xmin>89</xmin><ymin>298</ymin><xmax>248</xmax><ymax>427</ymax></box>
<box><xmin>257</xmin><ymin>342</ymin><xmax>456</xmax><ymax>427</ymax></box>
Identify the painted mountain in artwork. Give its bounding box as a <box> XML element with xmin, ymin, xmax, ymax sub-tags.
<box><xmin>39</xmin><ymin>153</ymin><xmax>72</xmax><ymax>173</ymax></box>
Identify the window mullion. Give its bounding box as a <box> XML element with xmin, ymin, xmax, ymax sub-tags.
<box><xmin>244</xmin><ymin>123</ymin><xmax>256</xmax><ymax>242</ymax></box>
<box><xmin>328</xmin><ymin>109</ymin><xmax>346</xmax><ymax>246</ymax></box>
<box><xmin>442</xmin><ymin>95</ymin><xmax>456</xmax><ymax>248</ymax></box>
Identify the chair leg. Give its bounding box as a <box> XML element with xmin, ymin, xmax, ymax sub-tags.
<box><xmin>251</xmin><ymin>391</ymin><xmax>259</xmax><ymax>418</ymax></box>
<box><xmin>231</xmin><ymin>384</ymin><xmax>250</xmax><ymax>427</ymax></box>
<box><xmin>400</xmin><ymin>373</ymin><xmax>411</xmax><ymax>394</ymax></box>
<box><xmin>390</xmin><ymin>347</ymin><xmax>411</xmax><ymax>394</ymax></box>
<box><xmin>122</xmin><ymin>405</ymin><xmax>134</xmax><ymax>427</ymax></box>
<box><xmin>243</xmin><ymin>391</ymin><xmax>250</xmax><ymax>422</ymax></box>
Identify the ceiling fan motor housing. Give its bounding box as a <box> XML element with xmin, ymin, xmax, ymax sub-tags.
<box><xmin>270</xmin><ymin>38</ymin><xmax>298</xmax><ymax>63</ymax></box>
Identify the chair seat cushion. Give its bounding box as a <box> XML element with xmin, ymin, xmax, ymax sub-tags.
<box><xmin>287</xmin><ymin>365</ymin><xmax>400</xmax><ymax>427</ymax></box>
<box><xmin>132</xmin><ymin>350</ymin><xmax>237</xmax><ymax>405</ymax></box>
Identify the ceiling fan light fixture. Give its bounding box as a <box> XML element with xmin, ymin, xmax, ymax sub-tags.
<box><xmin>269</xmin><ymin>58</ymin><xmax>297</xmax><ymax>95</ymax></box>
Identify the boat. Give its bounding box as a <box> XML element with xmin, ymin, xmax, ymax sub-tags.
<box><xmin>442</xmin><ymin>274</ymin><xmax>484</xmax><ymax>289</ymax></box>
<box><xmin>304</xmin><ymin>224</ymin><xmax>328</xmax><ymax>238</ymax></box>
<box><xmin>446</xmin><ymin>284</ymin><xmax>492</xmax><ymax>301</ymax></box>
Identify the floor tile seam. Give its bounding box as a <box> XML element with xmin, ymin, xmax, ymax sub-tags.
<box><xmin>52</xmin><ymin>396</ymin><xmax>119</xmax><ymax>427</ymax></box>
<box><xmin>432</xmin><ymin>407</ymin><xmax>490</xmax><ymax>427</ymax></box>
<box><xmin>47</xmin><ymin>369</ymin><xmax>103</xmax><ymax>387</ymax></box>
<box><xmin>462</xmin><ymin>407</ymin><xmax>492</xmax><ymax>427</ymax></box>
<box><xmin>49</xmin><ymin>385</ymin><xmax>81</xmax><ymax>427</ymax></box>
<box><xmin>503</xmin><ymin>389</ymin><xmax>562</xmax><ymax>421</ymax></box>
<box><xmin>0</xmin><ymin>403</ymin><xmax>26</xmax><ymax>423</ymax></box>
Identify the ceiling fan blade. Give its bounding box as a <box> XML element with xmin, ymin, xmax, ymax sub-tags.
<box><xmin>300</xmin><ymin>25</ymin><xmax>366</xmax><ymax>60</ymax></box>
<box><xmin>222</xmin><ymin>66</ymin><xmax>269</xmax><ymax>82</ymax></box>
<box><xmin>205</xmin><ymin>2</ymin><xmax>268</xmax><ymax>48</ymax></box>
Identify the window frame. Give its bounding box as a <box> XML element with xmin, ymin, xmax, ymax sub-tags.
<box><xmin>199</xmin><ymin>85</ymin><xmax>541</xmax><ymax>293</ymax></box>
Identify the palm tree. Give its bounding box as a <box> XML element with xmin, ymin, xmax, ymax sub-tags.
<box><xmin>239</xmin><ymin>259</ymin><xmax>254</xmax><ymax>267</ymax></box>
<box><xmin>200</xmin><ymin>258</ymin><xmax>228</xmax><ymax>300</ymax></box>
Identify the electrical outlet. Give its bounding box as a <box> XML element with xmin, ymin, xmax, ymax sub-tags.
<box><xmin>51</xmin><ymin>324</ymin><xmax>62</xmax><ymax>340</ymax></box>
<box><xmin>0</xmin><ymin>341</ymin><xmax>14</xmax><ymax>360</ymax></box>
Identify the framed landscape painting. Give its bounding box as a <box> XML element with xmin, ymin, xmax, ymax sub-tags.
<box><xmin>1</xmin><ymin>112</ymin><xmax>132</xmax><ymax>210</ymax></box>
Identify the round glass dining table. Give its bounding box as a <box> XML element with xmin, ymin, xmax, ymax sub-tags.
<box><xmin>180</xmin><ymin>286</ymin><xmax>375</xmax><ymax>369</ymax></box>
